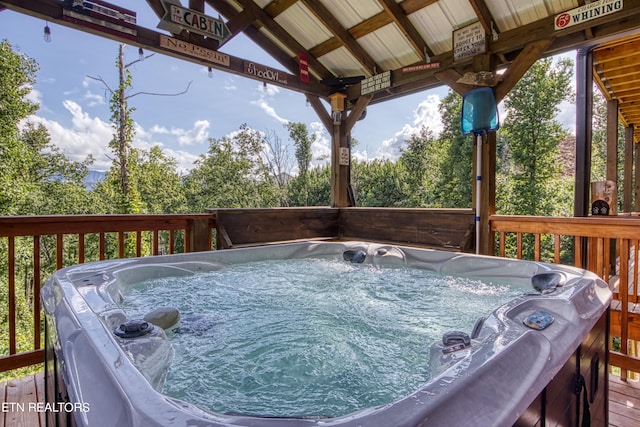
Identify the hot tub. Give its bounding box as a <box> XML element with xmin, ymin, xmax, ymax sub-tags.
<box><xmin>42</xmin><ymin>241</ymin><xmax>611</xmax><ymax>427</ymax></box>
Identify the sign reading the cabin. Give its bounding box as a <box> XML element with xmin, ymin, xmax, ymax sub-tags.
<box><xmin>554</xmin><ymin>0</ymin><xmax>623</xmax><ymax>30</ymax></box>
<box><xmin>158</xmin><ymin>0</ymin><xmax>231</xmax><ymax>43</ymax></box>
<box><xmin>360</xmin><ymin>71</ymin><xmax>392</xmax><ymax>95</ymax></box>
<box><xmin>453</xmin><ymin>22</ymin><xmax>486</xmax><ymax>62</ymax></box>
<box><xmin>243</xmin><ymin>62</ymin><xmax>289</xmax><ymax>85</ymax></box>
<box><xmin>159</xmin><ymin>35</ymin><xmax>230</xmax><ymax>66</ymax></box>
<box><xmin>61</xmin><ymin>0</ymin><xmax>137</xmax><ymax>41</ymax></box>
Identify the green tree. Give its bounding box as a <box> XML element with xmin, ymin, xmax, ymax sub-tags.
<box><xmin>0</xmin><ymin>41</ymin><xmax>98</xmax><ymax>378</ymax></box>
<box><xmin>498</xmin><ymin>57</ymin><xmax>574</xmax><ymax>216</ymax></box>
<box><xmin>433</xmin><ymin>91</ymin><xmax>473</xmax><ymax>208</ymax></box>
<box><xmin>184</xmin><ymin>124</ymin><xmax>279</xmax><ymax>211</ymax></box>
<box><xmin>133</xmin><ymin>146</ymin><xmax>187</xmax><ymax>214</ymax></box>
<box><xmin>284</xmin><ymin>122</ymin><xmax>333</xmax><ymax>206</ymax></box>
<box><xmin>351</xmin><ymin>159</ymin><xmax>408</xmax><ymax>207</ymax></box>
<box><xmin>398</xmin><ymin>126</ymin><xmax>442</xmax><ymax>207</ymax></box>
<box><xmin>0</xmin><ymin>39</ymin><xmax>39</xmax><ymax>214</ymax></box>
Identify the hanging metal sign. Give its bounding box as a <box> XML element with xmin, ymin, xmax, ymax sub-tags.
<box><xmin>158</xmin><ymin>0</ymin><xmax>231</xmax><ymax>43</ymax></box>
<box><xmin>61</xmin><ymin>0</ymin><xmax>137</xmax><ymax>40</ymax></box>
<box><xmin>554</xmin><ymin>0</ymin><xmax>623</xmax><ymax>30</ymax></box>
<box><xmin>402</xmin><ymin>63</ymin><xmax>441</xmax><ymax>73</ymax></box>
<box><xmin>453</xmin><ymin>21</ymin><xmax>486</xmax><ymax>62</ymax></box>
<box><xmin>360</xmin><ymin>71</ymin><xmax>392</xmax><ymax>95</ymax></box>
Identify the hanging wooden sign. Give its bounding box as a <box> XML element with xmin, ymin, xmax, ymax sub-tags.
<box><xmin>159</xmin><ymin>35</ymin><xmax>230</xmax><ymax>66</ymax></box>
<box><xmin>158</xmin><ymin>0</ymin><xmax>230</xmax><ymax>43</ymax></box>
<box><xmin>244</xmin><ymin>62</ymin><xmax>289</xmax><ymax>85</ymax></box>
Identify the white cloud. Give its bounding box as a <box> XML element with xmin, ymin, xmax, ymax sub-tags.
<box><xmin>83</xmin><ymin>90</ymin><xmax>105</xmax><ymax>107</ymax></box>
<box><xmin>29</xmin><ymin>100</ymin><xmax>113</xmax><ymax>170</ymax></box>
<box><xmin>310</xmin><ymin>121</ymin><xmax>330</xmax><ymax>166</ymax></box>
<box><xmin>25</xmin><ymin>87</ymin><xmax>43</xmax><ymax>106</ymax></box>
<box><xmin>148</xmin><ymin>120</ymin><xmax>210</xmax><ymax>146</ymax></box>
<box><xmin>250</xmin><ymin>83</ymin><xmax>289</xmax><ymax>125</ymax></box>
<box><xmin>377</xmin><ymin>94</ymin><xmax>443</xmax><ymax>160</ymax></box>
<box><xmin>26</xmin><ymin>100</ymin><xmax>208</xmax><ymax>173</ymax></box>
<box><xmin>224</xmin><ymin>78</ymin><xmax>237</xmax><ymax>91</ymax></box>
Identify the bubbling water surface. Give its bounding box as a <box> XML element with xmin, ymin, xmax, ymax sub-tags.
<box><xmin>121</xmin><ymin>257</ymin><xmax>523</xmax><ymax>418</ymax></box>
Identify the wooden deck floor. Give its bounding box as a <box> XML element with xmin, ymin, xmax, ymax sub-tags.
<box><xmin>610</xmin><ymin>374</ymin><xmax>640</xmax><ymax>427</ymax></box>
<box><xmin>1</xmin><ymin>372</ymin><xmax>639</xmax><ymax>426</ymax></box>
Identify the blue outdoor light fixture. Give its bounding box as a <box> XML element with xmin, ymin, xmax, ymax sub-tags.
<box><xmin>461</xmin><ymin>87</ymin><xmax>499</xmax><ymax>253</ymax></box>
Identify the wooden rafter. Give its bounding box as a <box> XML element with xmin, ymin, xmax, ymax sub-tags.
<box><xmin>377</xmin><ymin>0</ymin><xmax>431</xmax><ymax>61</ymax></box>
<box><xmin>145</xmin><ymin>0</ymin><xmax>165</xmax><ymax>19</ymax></box>
<box><xmin>301</xmin><ymin>0</ymin><xmax>380</xmax><ymax>76</ymax></box>
<box><xmin>309</xmin><ymin>0</ymin><xmax>438</xmax><ymax>61</ymax></box>
<box><xmin>264</xmin><ymin>0</ymin><xmax>298</xmax><ymax>17</ymax></box>
<box><xmin>494</xmin><ymin>38</ymin><xmax>554</xmax><ymax>103</ymax></box>
<box><xmin>208</xmin><ymin>0</ymin><xmax>334</xmax><ymax>79</ymax></box>
<box><xmin>468</xmin><ymin>0</ymin><xmax>498</xmax><ymax>38</ymax></box>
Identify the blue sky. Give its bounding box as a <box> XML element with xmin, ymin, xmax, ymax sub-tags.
<box><xmin>0</xmin><ymin>3</ymin><xmax>575</xmax><ymax>173</ymax></box>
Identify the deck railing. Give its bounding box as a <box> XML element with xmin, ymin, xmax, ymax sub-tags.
<box><xmin>4</xmin><ymin>212</ymin><xmax>639</xmax><ymax>379</ymax></box>
<box><xmin>0</xmin><ymin>214</ymin><xmax>216</xmax><ymax>374</ymax></box>
<box><xmin>490</xmin><ymin>214</ymin><xmax>640</xmax><ymax>378</ymax></box>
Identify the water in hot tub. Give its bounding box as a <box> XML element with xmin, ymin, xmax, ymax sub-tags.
<box><xmin>121</xmin><ymin>257</ymin><xmax>524</xmax><ymax>418</ymax></box>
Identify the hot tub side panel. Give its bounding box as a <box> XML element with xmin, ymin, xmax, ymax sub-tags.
<box><xmin>514</xmin><ymin>308</ymin><xmax>609</xmax><ymax>427</ymax></box>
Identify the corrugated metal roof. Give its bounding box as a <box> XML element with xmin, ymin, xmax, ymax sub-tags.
<box><xmin>14</xmin><ymin>0</ymin><xmax>640</xmax><ymax>106</ymax></box>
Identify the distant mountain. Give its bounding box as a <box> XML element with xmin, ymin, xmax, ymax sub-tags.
<box><xmin>85</xmin><ymin>170</ymin><xmax>106</xmax><ymax>190</ymax></box>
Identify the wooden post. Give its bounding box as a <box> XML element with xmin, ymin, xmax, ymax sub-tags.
<box><xmin>188</xmin><ymin>217</ymin><xmax>211</xmax><ymax>252</ymax></box>
<box><xmin>481</xmin><ymin>131</ymin><xmax>496</xmax><ymax>255</ymax></box>
<box><xmin>574</xmin><ymin>48</ymin><xmax>593</xmax><ymax>220</ymax></box>
<box><xmin>607</xmin><ymin>99</ymin><xmax>619</xmax><ymax>187</ymax></box>
<box><xmin>329</xmin><ymin>93</ymin><xmax>348</xmax><ymax>207</ymax></box>
<box><xmin>624</xmin><ymin>126</ymin><xmax>634</xmax><ymax>212</ymax></box>
<box><xmin>635</xmin><ymin>136</ymin><xmax>640</xmax><ymax>212</ymax></box>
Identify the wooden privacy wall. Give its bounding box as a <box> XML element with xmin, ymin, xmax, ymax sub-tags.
<box><xmin>212</xmin><ymin>207</ymin><xmax>475</xmax><ymax>251</ymax></box>
<box><xmin>212</xmin><ymin>208</ymin><xmax>340</xmax><ymax>249</ymax></box>
<box><xmin>339</xmin><ymin>208</ymin><xmax>475</xmax><ymax>250</ymax></box>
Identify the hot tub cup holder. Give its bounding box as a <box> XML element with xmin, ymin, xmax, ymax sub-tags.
<box><xmin>531</xmin><ymin>271</ymin><xmax>566</xmax><ymax>294</ymax></box>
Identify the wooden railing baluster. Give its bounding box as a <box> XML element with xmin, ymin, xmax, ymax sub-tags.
<box><xmin>0</xmin><ymin>214</ymin><xmax>216</xmax><ymax>373</ymax></box>
<box><xmin>490</xmin><ymin>214</ymin><xmax>640</xmax><ymax>376</ymax></box>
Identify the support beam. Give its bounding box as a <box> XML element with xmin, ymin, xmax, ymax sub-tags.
<box><xmin>607</xmin><ymin>99</ymin><xmax>619</xmax><ymax>216</ymax></box>
<box><xmin>607</xmin><ymin>99</ymin><xmax>619</xmax><ymax>184</ymax></box>
<box><xmin>344</xmin><ymin>95</ymin><xmax>372</xmax><ymax>133</ymax></box>
<box><xmin>624</xmin><ymin>126</ymin><xmax>634</xmax><ymax>212</ymax></box>
<box><xmin>575</xmin><ymin>48</ymin><xmax>594</xmax><ymax>219</ymax></box>
<box><xmin>635</xmin><ymin>136</ymin><xmax>640</xmax><ymax>212</ymax></box>
<box><xmin>481</xmin><ymin>132</ymin><xmax>496</xmax><ymax>255</ymax></box>
<box><xmin>331</xmin><ymin>122</ymin><xmax>349</xmax><ymax>207</ymax></box>
<box><xmin>495</xmin><ymin>38</ymin><xmax>554</xmax><ymax>103</ymax></box>
<box><xmin>434</xmin><ymin>69</ymin><xmax>474</xmax><ymax>95</ymax></box>
<box><xmin>302</xmin><ymin>0</ymin><xmax>380</xmax><ymax>75</ymax></box>
<box><xmin>377</xmin><ymin>0</ymin><xmax>430</xmax><ymax>62</ymax></box>
<box><xmin>306</xmin><ymin>95</ymin><xmax>332</xmax><ymax>133</ymax></box>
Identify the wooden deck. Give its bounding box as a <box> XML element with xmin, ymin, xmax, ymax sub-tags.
<box><xmin>1</xmin><ymin>372</ymin><xmax>639</xmax><ymax>426</ymax></box>
<box><xmin>610</xmin><ymin>374</ymin><xmax>640</xmax><ymax>427</ymax></box>
<box><xmin>0</xmin><ymin>372</ymin><xmax>45</xmax><ymax>427</ymax></box>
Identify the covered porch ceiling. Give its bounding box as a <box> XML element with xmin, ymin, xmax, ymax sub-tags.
<box><xmin>3</xmin><ymin>0</ymin><xmax>640</xmax><ymax>113</ymax></box>
<box><xmin>594</xmin><ymin>33</ymin><xmax>640</xmax><ymax>142</ymax></box>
